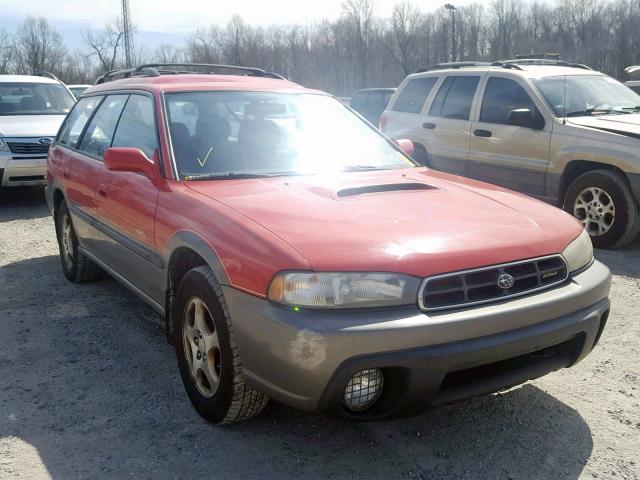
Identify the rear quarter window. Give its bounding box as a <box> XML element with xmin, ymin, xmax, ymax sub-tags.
<box><xmin>391</xmin><ymin>77</ymin><xmax>438</xmax><ymax>113</ymax></box>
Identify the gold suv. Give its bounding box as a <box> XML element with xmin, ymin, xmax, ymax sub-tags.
<box><xmin>381</xmin><ymin>60</ymin><xmax>640</xmax><ymax>248</ymax></box>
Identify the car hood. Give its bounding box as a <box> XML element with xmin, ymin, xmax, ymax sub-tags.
<box><xmin>0</xmin><ymin>115</ymin><xmax>66</xmax><ymax>138</ymax></box>
<box><xmin>187</xmin><ymin>168</ymin><xmax>582</xmax><ymax>277</ymax></box>
<box><xmin>569</xmin><ymin>113</ymin><xmax>640</xmax><ymax>138</ymax></box>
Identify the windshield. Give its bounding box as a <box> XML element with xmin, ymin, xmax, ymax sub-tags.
<box><xmin>165</xmin><ymin>92</ymin><xmax>415</xmax><ymax>179</ymax></box>
<box><xmin>532</xmin><ymin>75</ymin><xmax>640</xmax><ymax>117</ymax></box>
<box><xmin>0</xmin><ymin>82</ymin><xmax>75</xmax><ymax>115</ymax></box>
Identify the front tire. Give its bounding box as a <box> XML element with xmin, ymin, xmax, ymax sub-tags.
<box><xmin>55</xmin><ymin>200</ymin><xmax>102</xmax><ymax>282</ymax></box>
<box><xmin>563</xmin><ymin>170</ymin><xmax>640</xmax><ymax>248</ymax></box>
<box><xmin>174</xmin><ymin>265</ymin><xmax>268</xmax><ymax>424</ymax></box>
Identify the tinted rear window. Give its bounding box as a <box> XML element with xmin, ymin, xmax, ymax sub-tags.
<box><xmin>429</xmin><ymin>76</ymin><xmax>480</xmax><ymax>120</ymax></box>
<box><xmin>392</xmin><ymin>77</ymin><xmax>438</xmax><ymax>113</ymax></box>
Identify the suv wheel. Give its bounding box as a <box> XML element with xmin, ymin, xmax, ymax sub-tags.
<box><xmin>174</xmin><ymin>265</ymin><xmax>269</xmax><ymax>424</ymax></box>
<box><xmin>55</xmin><ymin>200</ymin><xmax>103</xmax><ymax>282</ymax></box>
<box><xmin>563</xmin><ymin>169</ymin><xmax>640</xmax><ymax>248</ymax></box>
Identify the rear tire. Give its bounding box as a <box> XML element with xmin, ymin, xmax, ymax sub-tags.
<box><xmin>412</xmin><ymin>143</ymin><xmax>431</xmax><ymax>167</ymax></box>
<box><xmin>174</xmin><ymin>265</ymin><xmax>268</xmax><ymax>424</ymax></box>
<box><xmin>55</xmin><ymin>200</ymin><xmax>102</xmax><ymax>282</ymax></box>
<box><xmin>563</xmin><ymin>169</ymin><xmax>640</xmax><ymax>248</ymax></box>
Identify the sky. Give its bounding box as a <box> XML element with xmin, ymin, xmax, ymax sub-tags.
<box><xmin>0</xmin><ymin>0</ymin><xmax>480</xmax><ymax>49</ymax></box>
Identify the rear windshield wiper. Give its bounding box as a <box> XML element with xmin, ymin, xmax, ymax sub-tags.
<box><xmin>184</xmin><ymin>171</ymin><xmax>296</xmax><ymax>181</ymax></box>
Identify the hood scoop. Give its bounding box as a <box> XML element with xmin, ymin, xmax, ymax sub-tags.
<box><xmin>336</xmin><ymin>182</ymin><xmax>436</xmax><ymax>198</ymax></box>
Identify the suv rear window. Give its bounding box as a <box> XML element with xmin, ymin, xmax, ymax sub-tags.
<box><xmin>392</xmin><ymin>78</ymin><xmax>438</xmax><ymax>113</ymax></box>
<box><xmin>429</xmin><ymin>76</ymin><xmax>480</xmax><ymax>120</ymax></box>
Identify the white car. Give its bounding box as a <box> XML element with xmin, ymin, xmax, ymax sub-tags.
<box><xmin>0</xmin><ymin>74</ymin><xmax>75</xmax><ymax>187</ymax></box>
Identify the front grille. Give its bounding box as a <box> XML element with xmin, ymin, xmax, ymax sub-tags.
<box><xmin>7</xmin><ymin>142</ymin><xmax>50</xmax><ymax>155</ymax></box>
<box><xmin>419</xmin><ymin>255</ymin><xmax>568</xmax><ymax>311</ymax></box>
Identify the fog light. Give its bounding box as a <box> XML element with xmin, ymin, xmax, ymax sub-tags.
<box><xmin>343</xmin><ymin>368</ymin><xmax>383</xmax><ymax>411</ymax></box>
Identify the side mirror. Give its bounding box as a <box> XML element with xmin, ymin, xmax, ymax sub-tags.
<box><xmin>104</xmin><ymin>147</ymin><xmax>156</xmax><ymax>178</ymax></box>
<box><xmin>507</xmin><ymin>108</ymin><xmax>545</xmax><ymax>130</ymax></box>
<box><xmin>395</xmin><ymin>139</ymin><xmax>414</xmax><ymax>157</ymax></box>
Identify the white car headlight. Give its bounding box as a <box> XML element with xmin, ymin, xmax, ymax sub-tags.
<box><xmin>267</xmin><ymin>272</ymin><xmax>420</xmax><ymax>309</ymax></box>
<box><xmin>562</xmin><ymin>229</ymin><xmax>594</xmax><ymax>273</ymax></box>
<box><xmin>0</xmin><ymin>138</ymin><xmax>9</xmax><ymax>152</ymax></box>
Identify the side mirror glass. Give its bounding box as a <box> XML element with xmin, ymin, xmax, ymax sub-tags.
<box><xmin>104</xmin><ymin>147</ymin><xmax>155</xmax><ymax>178</ymax></box>
<box><xmin>395</xmin><ymin>139</ymin><xmax>414</xmax><ymax>157</ymax></box>
<box><xmin>507</xmin><ymin>108</ymin><xmax>545</xmax><ymax>130</ymax></box>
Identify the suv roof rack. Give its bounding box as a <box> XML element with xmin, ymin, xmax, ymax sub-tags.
<box><xmin>416</xmin><ymin>62</ymin><xmax>492</xmax><ymax>73</ymax></box>
<box><xmin>494</xmin><ymin>59</ymin><xmax>593</xmax><ymax>70</ymax></box>
<box><xmin>33</xmin><ymin>71</ymin><xmax>60</xmax><ymax>81</ymax></box>
<box><xmin>94</xmin><ymin>63</ymin><xmax>286</xmax><ymax>85</ymax></box>
<box><xmin>515</xmin><ymin>52</ymin><xmax>561</xmax><ymax>60</ymax></box>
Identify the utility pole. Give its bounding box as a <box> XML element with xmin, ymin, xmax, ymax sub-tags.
<box><xmin>444</xmin><ymin>4</ymin><xmax>457</xmax><ymax>62</ymax></box>
<box><xmin>122</xmin><ymin>0</ymin><xmax>133</xmax><ymax>68</ymax></box>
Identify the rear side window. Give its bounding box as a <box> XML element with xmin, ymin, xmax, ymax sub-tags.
<box><xmin>112</xmin><ymin>95</ymin><xmax>158</xmax><ymax>158</ymax></box>
<box><xmin>57</xmin><ymin>96</ymin><xmax>102</xmax><ymax>149</ymax></box>
<box><xmin>480</xmin><ymin>77</ymin><xmax>539</xmax><ymax>125</ymax></box>
<box><xmin>429</xmin><ymin>76</ymin><xmax>480</xmax><ymax>120</ymax></box>
<box><xmin>78</xmin><ymin>94</ymin><xmax>128</xmax><ymax>159</ymax></box>
<box><xmin>392</xmin><ymin>77</ymin><xmax>438</xmax><ymax>113</ymax></box>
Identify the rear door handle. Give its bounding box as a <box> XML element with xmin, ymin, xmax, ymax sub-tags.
<box><xmin>473</xmin><ymin>129</ymin><xmax>492</xmax><ymax>138</ymax></box>
<box><xmin>422</xmin><ymin>122</ymin><xmax>436</xmax><ymax>130</ymax></box>
<box><xmin>97</xmin><ymin>183</ymin><xmax>107</xmax><ymax>197</ymax></box>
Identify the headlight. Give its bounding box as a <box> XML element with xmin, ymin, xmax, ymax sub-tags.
<box><xmin>267</xmin><ymin>271</ymin><xmax>420</xmax><ymax>309</ymax></box>
<box><xmin>562</xmin><ymin>229</ymin><xmax>594</xmax><ymax>273</ymax></box>
<box><xmin>0</xmin><ymin>138</ymin><xmax>9</xmax><ymax>152</ymax></box>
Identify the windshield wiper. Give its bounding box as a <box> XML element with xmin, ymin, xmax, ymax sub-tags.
<box><xmin>565</xmin><ymin>108</ymin><xmax>628</xmax><ymax>117</ymax></box>
<box><xmin>184</xmin><ymin>171</ymin><xmax>296</xmax><ymax>181</ymax></box>
<box><xmin>621</xmin><ymin>106</ymin><xmax>640</xmax><ymax>112</ymax></box>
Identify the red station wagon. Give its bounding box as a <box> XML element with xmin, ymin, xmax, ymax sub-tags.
<box><xmin>46</xmin><ymin>64</ymin><xmax>611</xmax><ymax>424</ymax></box>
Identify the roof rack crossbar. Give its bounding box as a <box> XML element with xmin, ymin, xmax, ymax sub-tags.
<box><xmin>495</xmin><ymin>59</ymin><xmax>593</xmax><ymax>70</ymax></box>
<box><xmin>94</xmin><ymin>63</ymin><xmax>285</xmax><ymax>85</ymax></box>
<box><xmin>416</xmin><ymin>61</ymin><xmax>492</xmax><ymax>73</ymax></box>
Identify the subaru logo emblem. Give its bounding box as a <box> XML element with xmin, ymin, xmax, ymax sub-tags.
<box><xmin>497</xmin><ymin>273</ymin><xmax>515</xmax><ymax>290</ymax></box>
<box><xmin>38</xmin><ymin>137</ymin><xmax>52</xmax><ymax>145</ymax></box>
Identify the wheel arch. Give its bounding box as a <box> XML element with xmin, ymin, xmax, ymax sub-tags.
<box><xmin>163</xmin><ymin>231</ymin><xmax>230</xmax><ymax>344</ymax></box>
<box><xmin>559</xmin><ymin>160</ymin><xmax>629</xmax><ymax>205</ymax></box>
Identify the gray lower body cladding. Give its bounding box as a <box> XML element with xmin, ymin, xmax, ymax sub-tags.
<box><xmin>223</xmin><ymin>260</ymin><xmax>611</xmax><ymax>419</ymax></box>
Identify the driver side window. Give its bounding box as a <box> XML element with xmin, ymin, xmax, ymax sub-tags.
<box><xmin>480</xmin><ymin>77</ymin><xmax>540</xmax><ymax>125</ymax></box>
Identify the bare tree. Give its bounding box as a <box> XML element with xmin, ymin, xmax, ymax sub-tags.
<box><xmin>342</xmin><ymin>0</ymin><xmax>377</xmax><ymax>88</ymax></box>
<box><xmin>84</xmin><ymin>18</ymin><xmax>125</xmax><ymax>72</ymax></box>
<box><xmin>383</xmin><ymin>2</ymin><xmax>422</xmax><ymax>75</ymax></box>
<box><xmin>0</xmin><ymin>29</ymin><xmax>14</xmax><ymax>73</ymax></box>
<box><xmin>15</xmin><ymin>16</ymin><xmax>66</xmax><ymax>75</ymax></box>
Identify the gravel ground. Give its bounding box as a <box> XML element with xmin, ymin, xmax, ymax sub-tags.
<box><xmin>0</xmin><ymin>187</ymin><xmax>638</xmax><ymax>480</ymax></box>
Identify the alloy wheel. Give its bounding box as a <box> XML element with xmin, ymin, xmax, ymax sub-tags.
<box><xmin>182</xmin><ymin>297</ymin><xmax>221</xmax><ymax>398</ymax></box>
<box><xmin>573</xmin><ymin>186</ymin><xmax>615</xmax><ymax>236</ymax></box>
<box><xmin>61</xmin><ymin>213</ymin><xmax>74</xmax><ymax>270</ymax></box>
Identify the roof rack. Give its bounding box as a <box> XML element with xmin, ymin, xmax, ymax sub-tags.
<box><xmin>515</xmin><ymin>53</ymin><xmax>561</xmax><ymax>60</ymax></box>
<box><xmin>94</xmin><ymin>63</ymin><xmax>286</xmax><ymax>85</ymax></box>
<box><xmin>494</xmin><ymin>59</ymin><xmax>593</xmax><ymax>70</ymax></box>
<box><xmin>33</xmin><ymin>71</ymin><xmax>60</xmax><ymax>81</ymax></box>
<box><xmin>416</xmin><ymin>61</ymin><xmax>492</xmax><ymax>73</ymax></box>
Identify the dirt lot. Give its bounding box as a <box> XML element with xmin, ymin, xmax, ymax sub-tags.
<box><xmin>0</xmin><ymin>187</ymin><xmax>638</xmax><ymax>480</ymax></box>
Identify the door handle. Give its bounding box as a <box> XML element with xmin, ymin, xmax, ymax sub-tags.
<box><xmin>422</xmin><ymin>122</ymin><xmax>436</xmax><ymax>130</ymax></box>
<box><xmin>63</xmin><ymin>167</ymin><xmax>70</xmax><ymax>179</ymax></box>
<box><xmin>97</xmin><ymin>184</ymin><xmax>107</xmax><ymax>197</ymax></box>
<box><xmin>473</xmin><ymin>129</ymin><xmax>492</xmax><ymax>138</ymax></box>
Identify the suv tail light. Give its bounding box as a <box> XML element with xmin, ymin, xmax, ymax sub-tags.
<box><xmin>378</xmin><ymin>114</ymin><xmax>387</xmax><ymax>132</ymax></box>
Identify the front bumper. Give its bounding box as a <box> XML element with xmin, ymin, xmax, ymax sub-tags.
<box><xmin>0</xmin><ymin>151</ymin><xmax>47</xmax><ymax>187</ymax></box>
<box><xmin>223</xmin><ymin>260</ymin><xmax>611</xmax><ymax>419</ymax></box>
